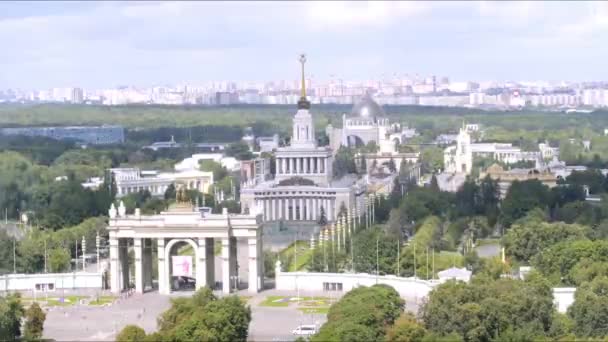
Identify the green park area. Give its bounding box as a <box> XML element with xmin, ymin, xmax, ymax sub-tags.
<box><xmin>4</xmin><ymin>103</ymin><xmax>608</xmax><ymax>340</ymax></box>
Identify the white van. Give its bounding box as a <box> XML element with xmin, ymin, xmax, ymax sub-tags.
<box><xmin>292</xmin><ymin>325</ymin><xmax>317</xmax><ymax>336</ymax></box>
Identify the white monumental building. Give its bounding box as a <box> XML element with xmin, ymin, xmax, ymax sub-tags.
<box><xmin>240</xmin><ymin>55</ymin><xmax>366</xmax><ymax>223</ymax></box>
<box><xmin>444</xmin><ymin>125</ymin><xmax>541</xmax><ymax>175</ymax></box>
<box><xmin>107</xmin><ymin>197</ymin><xmax>263</xmax><ymax>295</ymax></box>
<box><xmin>326</xmin><ymin>94</ymin><xmax>414</xmax><ymax>152</ymax></box>
<box><xmin>109</xmin><ymin>168</ymin><xmax>214</xmax><ymax>198</ymax></box>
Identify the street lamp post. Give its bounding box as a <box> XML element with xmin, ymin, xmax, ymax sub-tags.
<box><xmin>96</xmin><ymin>232</ymin><xmax>101</xmax><ymax>273</ymax></box>
<box><xmin>82</xmin><ymin>236</ymin><xmax>86</xmax><ymax>271</ymax></box>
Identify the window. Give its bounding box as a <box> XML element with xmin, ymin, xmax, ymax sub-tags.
<box><xmin>323</xmin><ymin>282</ymin><xmax>343</xmax><ymax>292</ymax></box>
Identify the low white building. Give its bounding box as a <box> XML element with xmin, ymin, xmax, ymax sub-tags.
<box><xmin>257</xmin><ymin>134</ymin><xmax>280</xmax><ymax>152</ymax></box>
<box><xmin>274</xmin><ymin>263</ymin><xmax>438</xmax><ymax>301</ymax></box>
<box><xmin>110</xmin><ymin>168</ymin><xmax>213</xmax><ymax>198</ymax></box>
<box><xmin>437</xmin><ymin>267</ymin><xmax>472</xmax><ymax>283</ymax></box>
<box><xmin>553</xmin><ymin>288</ymin><xmax>576</xmax><ymax>314</ymax></box>
<box><xmin>174</xmin><ymin>153</ymin><xmax>240</xmax><ymax>172</ymax></box>
<box><xmin>0</xmin><ymin>273</ymin><xmax>102</xmax><ymax>292</ymax></box>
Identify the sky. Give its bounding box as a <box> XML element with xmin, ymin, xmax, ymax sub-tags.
<box><xmin>1</xmin><ymin>1</ymin><xmax>608</xmax><ymax>89</ymax></box>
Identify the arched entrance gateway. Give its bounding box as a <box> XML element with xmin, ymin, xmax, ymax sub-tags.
<box><xmin>107</xmin><ymin>197</ymin><xmax>263</xmax><ymax>295</ymax></box>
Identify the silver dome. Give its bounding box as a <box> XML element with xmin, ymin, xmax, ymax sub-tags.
<box><xmin>351</xmin><ymin>94</ymin><xmax>385</xmax><ymax>118</ymax></box>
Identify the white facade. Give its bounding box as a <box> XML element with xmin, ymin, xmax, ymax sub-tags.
<box><xmin>274</xmin><ymin>265</ymin><xmax>437</xmax><ymax>301</ymax></box>
<box><xmin>553</xmin><ymin>288</ymin><xmax>576</xmax><ymax>314</ymax></box>
<box><xmin>444</xmin><ymin>127</ymin><xmax>541</xmax><ymax>175</ymax></box>
<box><xmin>583</xmin><ymin>89</ymin><xmax>608</xmax><ymax>107</ymax></box>
<box><xmin>241</xmin><ymin>92</ymin><xmax>365</xmax><ymax>223</ymax></box>
<box><xmin>444</xmin><ymin>126</ymin><xmax>473</xmax><ymax>174</ymax></box>
<box><xmin>0</xmin><ymin>273</ymin><xmax>102</xmax><ymax>292</ymax></box>
<box><xmin>108</xmin><ymin>204</ymin><xmax>263</xmax><ymax>295</ymax></box>
<box><xmin>110</xmin><ymin>168</ymin><xmax>213</xmax><ymax>198</ymax></box>
<box><xmin>175</xmin><ymin>154</ymin><xmax>239</xmax><ymax>172</ymax></box>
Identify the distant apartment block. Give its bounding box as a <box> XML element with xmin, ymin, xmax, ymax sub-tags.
<box><xmin>0</xmin><ymin>125</ymin><xmax>125</xmax><ymax>145</ymax></box>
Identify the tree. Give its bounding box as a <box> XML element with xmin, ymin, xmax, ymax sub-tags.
<box><xmin>421</xmin><ymin>146</ymin><xmax>444</xmax><ymax>174</ymax></box>
<box><xmin>48</xmin><ymin>248</ymin><xmax>71</xmax><ymax>273</ymax></box>
<box><xmin>164</xmin><ymin>183</ymin><xmax>176</xmax><ymax>201</ymax></box>
<box><xmin>533</xmin><ymin>240</ymin><xmax>608</xmax><ymax>286</ymax></box>
<box><xmin>421</xmin><ymin>277</ymin><xmax>555</xmax><ymax>341</ymax></box>
<box><xmin>116</xmin><ymin>325</ymin><xmax>147</xmax><ymax>342</ymax></box>
<box><xmin>317</xmin><ymin>206</ymin><xmax>327</xmax><ymax>226</ymax></box>
<box><xmin>388</xmin><ymin>158</ymin><xmax>397</xmax><ymax>173</ymax></box>
<box><xmin>313</xmin><ymin>285</ymin><xmax>404</xmax><ymax>342</ymax></box>
<box><xmin>568</xmin><ymin>276</ymin><xmax>608</xmax><ymax>338</ymax></box>
<box><xmin>386</xmin><ymin>313</ymin><xmax>427</xmax><ymax>342</ymax></box>
<box><xmin>500</xmin><ymin>179</ymin><xmax>551</xmax><ymax>228</ymax></box>
<box><xmin>0</xmin><ymin>294</ymin><xmax>24</xmax><ymax>341</ymax></box>
<box><xmin>199</xmin><ymin>159</ymin><xmax>228</xmax><ymax>182</ymax></box>
<box><xmin>332</xmin><ymin>146</ymin><xmax>357</xmax><ymax>178</ymax></box>
<box><xmin>359</xmin><ymin>155</ymin><xmax>367</xmax><ymax>174</ymax></box>
<box><xmin>155</xmin><ymin>287</ymin><xmax>251</xmax><ymax>341</ymax></box>
<box><xmin>225</xmin><ymin>141</ymin><xmax>254</xmax><ymax>161</ymax></box>
<box><xmin>429</xmin><ymin>174</ymin><xmax>439</xmax><ymax>192</ymax></box>
<box><xmin>23</xmin><ymin>303</ymin><xmax>46</xmax><ymax>341</ymax></box>
<box><xmin>502</xmin><ymin>220</ymin><xmax>589</xmax><ymax>263</ymax></box>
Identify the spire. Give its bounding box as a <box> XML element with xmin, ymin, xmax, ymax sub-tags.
<box><xmin>297</xmin><ymin>53</ymin><xmax>311</xmax><ymax>109</ymax></box>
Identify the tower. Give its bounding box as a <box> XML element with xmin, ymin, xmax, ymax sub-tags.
<box><xmin>291</xmin><ymin>54</ymin><xmax>316</xmax><ymax>149</ymax></box>
<box><xmin>455</xmin><ymin>124</ymin><xmax>472</xmax><ymax>174</ymax></box>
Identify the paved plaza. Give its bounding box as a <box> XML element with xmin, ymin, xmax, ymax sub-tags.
<box><xmin>42</xmin><ymin>289</ymin><xmax>329</xmax><ymax>341</ymax></box>
<box><xmin>42</xmin><ymin>285</ymin><xmax>423</xmax><ymax>341</ymax></box>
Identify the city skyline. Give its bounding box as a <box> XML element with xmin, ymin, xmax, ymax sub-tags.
<box><xmin>2</xmin><ymin>1</ymin><xmax>608</xmax><ymax>89</ymax></box>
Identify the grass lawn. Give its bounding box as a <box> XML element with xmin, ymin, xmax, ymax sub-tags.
<box><xmin>279</xmin><ymin>241</ymin><xmax>314</xmax><ymax>271</ymax></box>
<box><xmin>298</xmin><ymin>307</ymin><xmax>330</xmax><ymax>314</ymax></box>
<box><xmin>259</xmin><ymin>295</ymin><xmax>291</xmax><ymax>307</ymax></box>
<box><xmin>44</xmin><ymin>295</ymin><xmax>87</xmax><ymax>307</ymax></box>
<box><xmin>259</xmin><ymin>295</ymin><xmax>336</xmax><ymax>310</ymax></box>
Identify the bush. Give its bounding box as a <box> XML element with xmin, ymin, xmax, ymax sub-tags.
<box><xmin>23</xmin><ymin>302</ymin><xmax>46</xmax><ymax>341</ymax></box>
<box><xmin>116</xmin><ymin>325</ymin><xmax>146</xmax><ymax>342</ymax></box>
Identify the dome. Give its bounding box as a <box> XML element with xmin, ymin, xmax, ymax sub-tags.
<box><xmin>351</xmin><ymin>94</ymin><xmax>385</xmax><ymax>118</ymax></box>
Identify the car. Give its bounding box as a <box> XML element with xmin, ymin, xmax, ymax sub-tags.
<box><xmin>292</xmin><ymin>325</ymin><xmax>317</xmax><ymax>336</ymax></box>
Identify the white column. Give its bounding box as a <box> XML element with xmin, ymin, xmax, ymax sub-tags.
<box><xmin>276</xmin><ymin>158</ymin><xmax>281</xmax><ymax>175</ymax></box>
<box><xmin>274</xmin><ymin>198</ymin><xmax>278</xmax><ymax>221</ymax></box>
<box><xmin>196</xmin><ymin>238</ymin><xmax>207</xmax><ymax>289</ymax></box>
<box><xmin>248</xmin><ymin>237</ymin><xmax>259</xmax><ymax>293</ymax></box>
<box><xmin>325</xmin><ymin>199</ymin><xmax>330</xmax><ymax>220</ymax></box>
<box><xmin>109</xmin><ymin>236</ymin><xmax>120</xmax><ymax>294</ymax></box>
<box><xmin>315</xmin><ymin>158</ymin><xmax>320</xmax><ymax>174</ymax></box>
<box><xmin>222</xmin><ymin>238</ymin><xmax>231</xmax><ymax>294</ymax></box>
<box><xmin>288</xmin><ymin>198</ymin><xmax>293</xmax><ymax>220</ymax></box>
<box><xmin>299</xmin><ymin>198</ymin><xmax>304</xmax><ymax>220</ymax></box>
<box><xmin>323</xmin><ymin>158</ymin><xmax>328</xmax><ymax>174</ymax></box>
<box><xmin>290</xmin><ymin>158</ymin><xmax>294</xmax><ymax>174</ymax></box>
<box><xmin>134</xmin><ymin>238</ymin><xmax>144</xmax><ymax>294</ymax></box>
<box><xmin>157</xmin><ymin>238</ymin><xmax>168</xmax><ymax>295</ymax></box>
<box><xmin>312</xmin><ymin>198</ymin><xmax>317</xmax><ymax>220</ymax></box>
<box><xmin>306</xmin><ymin>198</ymin><xmax>312</xmax><ymax>220</ymax></box>
<box><xmin>278</xmin><ymin>198</ymin><xmax>283</xmax><ymax>220</ymax></box>
<box><xmin>282</xmin><ymin>158</ymin><xmax>286</xmax><ymax>174</ymax></box>
<box><xmin>263</xmin><ymin>198</ymin><xmax>268</xmax><ymax>221</ymax></box>
<box><xmin>296</xmin><ymin>158</ymin><xmax>300</xmax><ymax>174</ymax></box>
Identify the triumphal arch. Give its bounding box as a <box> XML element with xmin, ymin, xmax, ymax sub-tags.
<box><xmin>107</xmin><ymin>191</ymin><xmax>263</xmax><ymax>295</ymax></box>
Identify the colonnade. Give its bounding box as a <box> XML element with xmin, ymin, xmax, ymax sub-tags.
<box><xmin>275</xmin><ymin>156</ymin><xmax>328</xmax><ymax>175</ymax></box>
<box><xmin>255</xmin><ymin>196</ymin><xmax>335</xmax><ymax>222</ymax></box>
<box><xmin>116</xmin><ymin>179</ymin><xmax>208</xmax><ymax>198</ymax></box>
